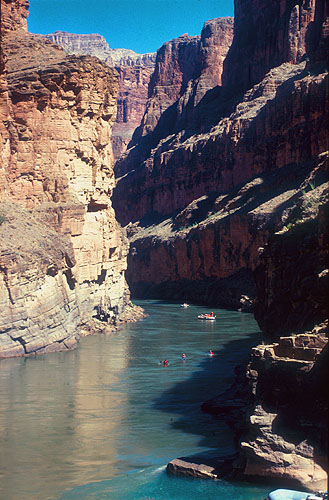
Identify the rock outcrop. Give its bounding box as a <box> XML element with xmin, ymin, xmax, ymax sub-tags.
<box><xmin>238</xmin><ymin>327</ymin><xmax>328</xmax><ymax>490</ymax></box>
<box><xmin>254</xmin><ymin>193</ymin><xmax>329</xmax><ymax>338</ymax></box>
<box><xmin>41</xmin><ymin>31</ymin><xmax>156</xmax><ymax>162</ymax></box>
<box><xmin>0</xmin><ymin>0</ymin><xmax>136</xmax><ymax>358</ymax></box>
<box><xmin>43</xmin><ymin>31</ymin><xmax>112</xmax><ymax>59</ymax></box>
<box><xmin>232</xmin><ymin>184</ymin><xmax>329</xmax><ymax>489</ymax></box>
<box><xmin>221</xmin><ymin>0</ymin><xmax>317</xmax><ymax>97</ymax></box>
<box><xmin>112</xmin><ymin>62</ymin><xmax>155</xmax><ymax>163</ymax></box>
<box><xmin>114</xmin><ymin>17</ymin><xmax>234</xmax><ymax>177</ymax></box>
<box><xmin>43</xmin><ymin>31</ymin><xmax>156</xmax><ymax>67</ymax></box>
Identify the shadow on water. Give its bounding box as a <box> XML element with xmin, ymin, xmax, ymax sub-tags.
<box><xmin>151</xmin><ymin>325</ymin><xmax>261</xmax><ymax>451</ymax></box>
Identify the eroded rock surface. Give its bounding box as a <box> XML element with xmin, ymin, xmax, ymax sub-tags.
<box><xmin>0</xmin><ymin>0</ymin><xmax>135</xmax><ymax>358</ymax></box>
<box><xmin>114</xmin><ymin>17</ymin><xmax>234</xmax><ymax>179</ymax></box>
<box><xmin>112</xmin><ymin>0</ymin><xmax>328</xmax><ymax>313</ymax></box>
<box><xmin>109</xmin><ymin>0</ymin><xmax>329</xmax><ymax>489</ymax></box>
<box><xmin>41</xmin><ymin>30</ymin><xmax>156</xmax><ymax>162</ymax></box>
<box><xmin>240</xmin><ymin>328</ymin><xmax>328</xmax><ymax>490</ymax></box>
<box><xmin>112</xmin><ymin>63</ymin><xmax>155</xmax><ymax>163</ymax></box>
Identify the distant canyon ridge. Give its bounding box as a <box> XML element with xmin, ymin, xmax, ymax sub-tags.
<box><xmin>43</xmin><ymin>31</ymin><xmax>156</xmax><ymax>161</ymax></box>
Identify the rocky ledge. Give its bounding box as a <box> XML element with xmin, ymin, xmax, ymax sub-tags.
<box><xmin>167</xmin><ymin>454</ymin><xmax>237</xmax><ymax>480</ymax></box>
<box><xmin>174</xmin><ymin>326</ymin><xmax>328</xmax><ymax>490</ymax></box>
<box><xmin>239</xmin><ymin>328</ymin><xmax>328</xmax><ymax>490</ymax></box>
<box><xmin>40</xmin><ymin>30</ymin><xmax>156</xmax><ymax>163</ymax></box>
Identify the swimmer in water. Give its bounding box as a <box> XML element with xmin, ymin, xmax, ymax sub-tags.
<box><xmin>163</xmin><ymin>359</ymin><xmax>168</xmax><ymax>366</ymax></box>
<box><xmin>208</xmin><ymin>350</ymin><xmax>214</xmax><ymax>357</ymax></box>
<box><xmin>182</xmin><ymin>353</ymin><xmax>186</xmax><ymax>360</ymax></box>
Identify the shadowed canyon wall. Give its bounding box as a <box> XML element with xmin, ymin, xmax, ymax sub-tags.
<box><xmin>112</xmin><ymin>1</ymin><xmax>328</xmax><ymax>315</ymax></box>
<box><xmin>0</xmin><ymin>0</ymin><xmax>135</xmax><ymax>358</ymax></box>
<box><xmin>111</xmin><ymin>0</ymin><xmax>328</xmax><ymax>489</ymax></box>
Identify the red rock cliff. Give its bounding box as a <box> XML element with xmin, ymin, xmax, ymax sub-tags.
<box><xmin>115</xmin><ymin>18</ymin><xmax>234</xmax><ymax>177</ymax></box>
<box><xmin>0</xmin><ymin>0</ymin><xmax>135</xmax><ymax>358</ymax></box>
<box><xmin>222</xmin><ymin>0</ymin><xmax>317</xmax><ymax>96</ymax></box>
<box><xmin>112</xmin><ymin>0</ymin><xmax>328</xmax><ymax>316</ymax></box>
<box><xmin>112</xmin><ymin>59</ymin><xmax>155</xmax><ymax>164</ymax></box>
<box><xmin>39</xmin><ymin>31</ymin><xmax>156</xmax><ymax>165</ymax></box>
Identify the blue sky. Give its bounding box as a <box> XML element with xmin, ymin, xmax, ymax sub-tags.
<box><xmin>28</xmin><ymin>0</ymin><xmax>234</xmax><ymax>54</ymax></box>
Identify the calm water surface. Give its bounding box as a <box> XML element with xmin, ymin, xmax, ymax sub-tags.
<box><xmin>0</xmin><ymin>300</ymin><xmax>270</xmax><ymax>500</ymax></box>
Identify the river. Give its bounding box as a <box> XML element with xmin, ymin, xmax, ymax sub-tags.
<box><xmin>0</xmin><ymin>300</ymin><xmax>270</xmax><ymax>500</ymax></box>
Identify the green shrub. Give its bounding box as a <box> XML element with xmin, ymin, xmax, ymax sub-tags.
<box><xmin>0</xmin><ymin>214</ymin><xmax>7</xmax><ymax>225</ymax></box>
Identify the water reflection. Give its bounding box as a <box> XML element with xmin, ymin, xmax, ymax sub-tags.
<box><xmin>0</xmin><ymin>300</ymin><xmax>263</xmax><ymax>500</ymax></box>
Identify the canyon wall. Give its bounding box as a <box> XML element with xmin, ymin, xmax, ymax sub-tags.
<box><xmin>42</xmin><ymin>31</ymin><xmax>156</xmax><ymax>162</ymax></box>
<box><xmin>111</xmin><ymin>0</ymin><xmax>328</xmax><ymax>489</ymax></box>
<box><xmin>112</xmin><ymin>1</ymin><xmax>328</xmax><ymax>316</ymax></box>
<box><xmin>0</xmin><ymin>0</ymin><xmax>134</xmax><ymax>358</ymax></box>
<box><xmin>112</xmin><ymin>60</ymin><xmax>155</xmax><ymax>163</ymax></box>
<box><xmin>222</xmin><ymin>0</ymin><xmax>317</xmax><ymax>96</ymax></box>
<box><xmin>115</xmin><ymin>17</ymin><xmax>234</xmax><ymax>177</ymax></box>
<box><xmin>43</xmin><ymin>31</ymin><xmax>112</xmax><ymax>59</ymax></box>
<box><xmin>235</xmin><ymin>194</ymin><xmax>329</xmax><ymax>489</ymax></box>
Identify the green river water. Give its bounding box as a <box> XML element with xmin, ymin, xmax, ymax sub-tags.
<box><xmin>0</xmin><ymin>300</ymin><xmax>271</xmax><ymax>500</ymax></box>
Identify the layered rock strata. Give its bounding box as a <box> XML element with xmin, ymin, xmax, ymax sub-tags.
<box><xmin>43</xmin><ymin>31</ymin><xmax>113</xmax><ymax>60</ymax></box>
<box><xmin>114</xmin><ymin>17</ymin><xmax>234</xmax><ymax>177</ymax></box>
<box><xmin>112</xmin><ymin>0</ymin><xmax>328</xmax><ymax>312</ymax></box>
<box><xmin>222</xmin><ymin>0</ymin><xmax>318</xmax><ymax>96</ymax></box>
<box><xmin>112</xmin><ymin>62</ymin><xmax>155</xmax><ymax>162</ymax></box>
<box><xmin>42</xmin><ymin>31</ymin><xmax>156</xmax><ymax>162</ymax></box>
<box><xmin>0</xmin><ymin>203</ymin><xmax>80</xmax><ymax>358</ymax></box>
<box><xmin>239</xmin><ymin>327</ymin><xmax>328</xmax><ymax>490</ymax></box>
<box><xmin>254</xmin><ymin>196</ymin><xmax>329</xmax><ymax>337</ymax></box>
<box><xmin>43</xmin><ymin>31</ymin><xmax>156</xmax><ymax>67</ymax></box>
<box><xmin>234</xmin><ymin>187</ymin><xmax>329</xmax><ymax>488</ymax></box>
<box><xmin>0</xmin><ymin>0</ymin><xmax>134</xmax><ymax>358</ymax></box>
<box><xmin>199</xmin><ymin>164</ymin><xmax>329</xmax><ymax>488</ymax></box>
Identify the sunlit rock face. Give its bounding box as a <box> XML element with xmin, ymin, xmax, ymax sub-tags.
<box><xmin>41</xmin><ymin>31</ymin><xmax>157</xmax><ymax>163</ymax></box>
<box><xmin>1</xmin><ymin>0</ymin><xmax>29</xmax><ymax>33</ymax></box>
<box><xmin>0</xmin><ymin>0</ymin><xmax>132</xmax><ymax>358</ymax></box>
<box><xmin>114</xmin><ymin>17</ymin><xmax>234</xmax><ymax>179</ymax></box>
<box><xmin>43</xmin><ymin>31</ymin><xmax>112</xmax><ymax>60</ymax></box>
<box><xmin>112</xmin><ymin>62</ymin><xmax>155</xmax><ymax>164</ymax></box>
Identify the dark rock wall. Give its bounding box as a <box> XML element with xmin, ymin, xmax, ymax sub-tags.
<box><xmin>114</xmin><ymin>18</ymin><xmax>234</xmax><ymax>178</ymax></box>
<box><xmin>254</xmin><ymin>202</ymin><xmax>329</xmax><ymax>337</ymax></box>
<box><xmin>112</xmin><ymin>0</ymin><xmax>328</xmax><ymax>314</ymax></box>
<box><xmin>112</xmin><ymin>64</ymin><xmax>155</xmax><ymax>165</ymax></box>
<box><xmin>222</xmin><ymin>0</ymin><xmax>317</xmax><ymax>96</ymax></box>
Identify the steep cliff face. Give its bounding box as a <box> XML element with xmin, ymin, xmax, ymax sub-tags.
<box><xmin>1</xmin><ymin>0</ymin><xmax>29</xmax><ymax>32</ymax></box>
<box><xmin>112</xmin><ymin>63</ymin><xmax>155</xmax><ymax>163</ymax></box>
<box><xmin>222</xmin><ymin>0</ymin><xmax>317</xmax><ymax>96</ymax></box>
<box><xmin>43</xmin><ymin>31</ymin><xmax>112</xmax><ymax>59</ymax></box>
<box><xmin>239</xmin><ymin>329</ymin><xmax>328</xmax><ymax>490</ymax></box>
<box><xmin>41</xmin><ymin>31</ymin><xmax>156</xmax><ymax>163</ymax></box>
<box><xmin>0</xmin><ymin>0</ymin><xmax>135</xmax><ymax>358</ymax></box>
<box><xmin>0</xmin><ymin>203</ymin><xmax>80</xmax><ymax>358</ymax></box>
<box><xmin>254</xmin><ymin>192</ymin><xmax>329</xmax><ymax>338</ymax></box>
<box><xmin>115</xmin><ymin>17</ymin><xmax>234</xmax><ymax>177</ymax></box>
<box><xmin>236</xmin><ymin>174</ymin><xmax>328</xmax><ymax>488</ymax></box>
<box><xmin>112</xmin><ymin>0</ymin><xmax>328</xmax><ymax>313</ymax></box>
